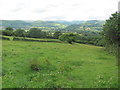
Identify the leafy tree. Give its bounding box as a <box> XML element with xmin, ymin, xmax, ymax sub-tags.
<box><xmin>103</xmin><ymin>12</ymin><xmax>120</xmax><ymax>65</ymax></box>
<box><xmin>53</xmin><ymin>31</ymin><xmax>62</xmax><ymax>39</ymax></box>
<box><xmin>28</xmin><ymin>28</ymin><xmax>46</xmax><ymax>38</ymax></box>
<box><xmin>14</xmin><ymin>29</ymin><xmax>25</xmax><ymax>37</ymax></box>
<box><xmin>5</xmin><ymin>27</ymin><xmax>13</xmax><ymax>31</ymax></box>
<box><xmin>59</xmin><ymin>33</ymin><xmax>77</xmax><ymax>44</ymax></box>
<box><xmin>2</xmin><ymin>30</ymin><xmax>13</xmax><ymax>36</ymax></box>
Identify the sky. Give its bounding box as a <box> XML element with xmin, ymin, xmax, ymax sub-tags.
<box><xmin>0</xmin><ymin>0</ymin><xmax>119</xmax><ymax>21</ymax></box>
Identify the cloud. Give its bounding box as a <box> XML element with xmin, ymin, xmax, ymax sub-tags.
<box><xmin>33</xmin><ymin>9</ymin><xmax>48</xmax><ymax>13</ymax></box>
<box><xmin>0</xmin><ymin>0</ymin><xmax>119</xmax><ymax>20</ymax></box>
<box><xmin>11</xmin><ymin>3</ymin><xmax>27</xmax><ymax>12</ymax></box>
<box><xmin>42</xmin><ymin>16</ymin><xmax>66</xmax><ymax>20</ymax></box>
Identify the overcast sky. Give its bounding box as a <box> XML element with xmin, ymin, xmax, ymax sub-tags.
<box><xmin>0</xmin><ymin>0</ymin><xmax>119</xmax><ymax>21</ymax></box>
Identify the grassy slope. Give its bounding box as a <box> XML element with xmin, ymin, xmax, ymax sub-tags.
<box><xmin>2</xmin><ymin>40</ymin><xmax>118</xmax><ymax>88</ymax></box>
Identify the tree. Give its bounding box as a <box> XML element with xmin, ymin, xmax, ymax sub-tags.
<box><xmin>53</xmin><ymin>31</ymin><xmax>62</xmax><ymax>39</ymax></box>
<box><xmin>28</xmin><ymin>28</ymin><xmax>46</xmax><ymax>38</ymax></box>
<box><xmin>59</xmin><ymin>33</ymin><xmax>77</xmax><ymax>44</ymax></box>
<box><xmin>2</xmin><ymin>30</ymin><xmax>13</xmax><ymax>36</ymax></box>
<box><xmin>103</xmin><ymin>12</ymin><xmax>120</xmax><ymax>65</ymax></box>
<box><xmin>14</xmin><ymin>29</ymin><xmax>25</xmax><ymax>37</ymax></box>
<box><xmin>5</xmin><ymin>27</ymin><xmax>13</xmax><ymax>31</ymax></box>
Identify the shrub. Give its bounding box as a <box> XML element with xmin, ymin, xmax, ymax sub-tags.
<box><xmin>53</xmin><ymin>31</ymin><xmax>62</xmax><ymax>39</ymax></box>
<box><xmin>59</xmin><ymin>33</ymin><xmax>77</xmax><ymax>44</ymax></box>
<box><xmin>14</xmin><ymin>29</ymin><xmax>25</xmax><ymax>37</ymax></box>
<box><xmin>13</xmin><ymin>37</ymin><xmax>21</xmax><ymax>41</ymax></box>
<box><xmin>2</xmin><ymin>30</ymin><xmax>13</xmax><ymax>36</ymax></box>
<box><xmin>29</xmin><ymin>59</ymin><xmax>41</xmax><ymax>71</ymax></box>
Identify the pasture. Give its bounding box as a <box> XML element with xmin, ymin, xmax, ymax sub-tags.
<box><xmin>2</xmin><ymin>40</ymin><xmax>118</xmax><ymax>88</ymax></box>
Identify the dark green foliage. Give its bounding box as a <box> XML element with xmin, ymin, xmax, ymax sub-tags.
<box><xmin>59</xmin><ymin>33</ymin><xmax>77</xmax><ymax>44</ymax></box>
<box><xmin>103</xmin><ymin>12</ymin><xmax>120</xmax><ymax>54</ymax></box>
<box><xmin>2</xmin><ymin>30</ymin><xmax>13</xmax><ymax>36</ymax></box>
<box><xmin>2</xmin><ymin>37</ymin><xmax>10</xmax><ymax>40</ymax></box>
<box><xmin>5</xmin><ymin>27</ymin><xmax>13</xmax><ymax>31</ymax></box>
<box><xmin>59</xmin><ymin>31</ymin><xmax>103</xmax><ymax>46</ymax></box>
<box><xmin>14</xmin><ymin>29</ymin><xmax>25</xmax><ymax>37</ymax></box>
<box><xmin>13</xmin><ymin>37</ymin><xmax>21</xmax><ymax>41</ymax></box>
<box><xmin>53</xmin><ymin>31</ymin><xmax>62</xmax><ymax>39</ymax></box>
<box><xmin>103</xmin><ymin>12</ymin><xmax>120</xmax><ymax>65</ymax></box>
<box><xmin>28</xmin><ymin>28</ymin><xmax>47</xmax><ymax>38</ymax></box>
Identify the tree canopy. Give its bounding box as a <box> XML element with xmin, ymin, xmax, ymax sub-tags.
<box><xmin>5</xmin><ymin>27</ymin><xmax>13</xmax><ymax>31</ymax></box>
<box><xmin>14</xmin><ymin>29</ymin><xmax>25</xmax><ymax>37</ymax></box>
<box><xmin>59</xmin><ymin>33</ymin><xmax>77</xmax><ymax>44</ymax></box>
<box><xmin>103</xmin><ymin>12</ymin><xmax>120</xmax><ymax>65</ymax></box>
<box><xmin>53</xmin><ymin>31</ymin><xmax>62</xmax><ymax>39</ymax></box>
<box><xmin>28</xmin><ymin>28</ymin><xmax>46</xmax><ymax>38</ymax></box>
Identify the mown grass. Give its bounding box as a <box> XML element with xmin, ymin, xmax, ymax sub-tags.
<box><xmin>2</xmin><ymin>40</ymin><xmax>118</xmax><ymax>88</ymax></box>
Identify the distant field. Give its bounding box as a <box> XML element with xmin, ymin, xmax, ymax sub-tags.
<box><xmin>2</xmin><ymin>40</ymin><xmax>118</xmax><ymax>88</ymax></box>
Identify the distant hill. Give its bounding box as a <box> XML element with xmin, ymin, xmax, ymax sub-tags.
<box><xmin>1</xmin><ymin>20</ymin><xmax>30</xmax><ymax>30</ymax></box>
<box><xmin>0</xmin><ymin>20</ymin><xmax>105</xmax><ymax>31</ymax></box>
<box><xmin>48</xmin><ymin>20</ymin><xmax>86</xmax><ymax>25</ymax></box>
<box><xmin>62</xmin><ymin>20</ymin><xmax>105</xmax><ymax>31</ymax></box>
<box><xmin>0</xmin><ymin>20</ymin><xmax>66</xmax><ymax>30</ymax></box>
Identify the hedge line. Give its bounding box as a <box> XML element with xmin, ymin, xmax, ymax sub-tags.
<box><xmin>0</xmin><ymin>36</ymin><xmax>10</xmax><ymax>40</ymax></box>
<box><xmin>13</xmin><ymin>37</ymin><xmax>61</xmax><ymax>43</ymax></box>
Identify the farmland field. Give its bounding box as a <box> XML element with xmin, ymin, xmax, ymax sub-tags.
<box><xmin>2</xmin><ymin>40</ymin><xmax>118</xmax><ymax>88</ymax></box>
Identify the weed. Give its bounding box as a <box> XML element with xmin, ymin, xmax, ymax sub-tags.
<box><xmin>29</xmin><ymin>59</ymin><xmax>41</xmax><ymax>71</ymax></box>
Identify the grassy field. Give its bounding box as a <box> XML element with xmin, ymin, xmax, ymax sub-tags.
<box><xmin>2</xmin><ymin>40</ymin><xmax>118</xmax><ymax>88</ymax></box>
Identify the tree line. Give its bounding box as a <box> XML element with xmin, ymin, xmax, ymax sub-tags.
<box><xmin>1</xmin><ymin>26</ymin><xmax>104</xmax><ymax>46</ymax></box>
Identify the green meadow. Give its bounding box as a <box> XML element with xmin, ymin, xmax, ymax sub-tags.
<box><xmin>2</xmin><ymin>40</ymin><xmax>118</xmax><ymax>88</ymax></box>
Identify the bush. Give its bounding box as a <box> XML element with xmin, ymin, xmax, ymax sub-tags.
<box><xmin>29</xmin><ymin>59</ymin><xmax>41</xmax><ymax>71</ymax></box>
<box><xmin>59</xmin><ymin>33</ymin><xmax>77</xmax><ymax>44</ymax></box>
<box><xmin>13</xmin><ymin>37</ymin><xmax>21</xmax><ymax>41</ymax></box>
<box><xmin>14</xmin><ymin>29</ymin><xmax>25</xmax><ymax>37</ymax></box>
<box><xmin>28</xmin><ymin>28</ymin><xmax>47</xmax><ymax>38</ymax></box>
<box><xmin>2</xmin><ymin>30</ymin><xmax>13</xmax><ymax>36</ymax></box>
<box><xmin>53</xmin><ymin>31</ymin><xmax>62</xmax><ymax>39</ymax></box>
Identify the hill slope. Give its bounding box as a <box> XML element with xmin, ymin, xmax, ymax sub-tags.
<box><xmin>0</xmin><ymin>20</ymin><xmax>104</xmax><ymax>31</ymax></box>
<box><xmin>2</xmin><ymin>40</ymin><xmax>118</xmax><ymax>88</ymax></box>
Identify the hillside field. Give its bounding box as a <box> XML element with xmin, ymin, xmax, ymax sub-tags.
<box><xmin>2</xmin><ymin>40</ymin><xmax>118</xmax><ymax>88</ymax></box>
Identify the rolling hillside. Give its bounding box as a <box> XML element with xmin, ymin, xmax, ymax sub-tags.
<box><xmin>0</xmin><ymin>20</ymin><xmax>105</xmax><ymax>31</ymax></box>
<box><xmin>2</xmin><ymin>40</ymin><xmax>118</xmax><ymax>88</ymax></box>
